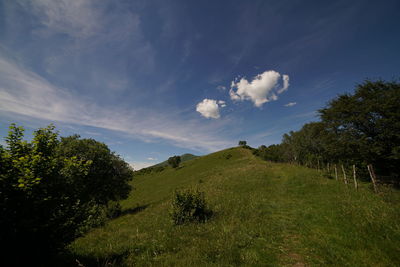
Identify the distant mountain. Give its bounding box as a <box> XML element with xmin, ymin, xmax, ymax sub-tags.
<box><xmin>151</xmin><ymin>153</ymin><xmax>198</xmax><ymax>168</ymax></box>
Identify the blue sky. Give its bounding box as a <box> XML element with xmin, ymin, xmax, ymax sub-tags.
<box><xmin>0</xmin><ymin>0</ymin><xmax>399</xmax><ymax>169</ymax></box>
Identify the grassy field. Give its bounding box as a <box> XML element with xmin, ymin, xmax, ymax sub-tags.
<box><xmin>68</xmin><ymin>147</ymin><xmax>400</xmax><ymax>266</ymax></box>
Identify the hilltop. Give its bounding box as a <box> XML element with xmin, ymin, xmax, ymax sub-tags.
<box><xmin>69</xmin><ymin>147</ymin><xmax>400</xmax><ymax>266</ymax></box>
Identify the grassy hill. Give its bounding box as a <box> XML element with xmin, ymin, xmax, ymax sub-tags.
<box><xmin>151</xmin><ymin>153</ymin><xmax>198</xmax><ymax>168</ymax></box>
<box><xmin>69</xmin><ymin>147</ymin><xmax>400</xmax><ymax>266</ymax></box>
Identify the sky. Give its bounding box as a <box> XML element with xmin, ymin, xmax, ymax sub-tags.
<box><xmin>0</xmin><ymin>0</ymin><xmax>399</xmax><ymax>169</ymax></box>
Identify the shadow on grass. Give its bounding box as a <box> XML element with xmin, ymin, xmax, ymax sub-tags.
<box><xmin>119</xmin><ymin>204</ymin><xmax>149</xmax><ymax>217</ymax></box>
<box><xmin>323</xmin><ymin>173</ymin><xmax>334</xmax><ymax>180</ymax></box>
<box><xmin>175</xmin><ymin>166</ymin><xmax>185</xmax><ymax>170</ymax></box>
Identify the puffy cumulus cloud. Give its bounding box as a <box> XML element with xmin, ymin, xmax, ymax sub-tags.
<box><xmin>229</xmin><ymin>70</ymin><xmax>290</xmax><ymax>107</ymax></box>
<box><xmin>284</xmin><ymin>102</ymin><xmax>297</xmax><ymax>107</ymax></box>
<box><xmin>196</xmin><ymin>99</ymin><xmax>226</xmax><ymax>119</ymax></box>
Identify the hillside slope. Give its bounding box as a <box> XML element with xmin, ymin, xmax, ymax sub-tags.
<box><xmin>70</xmin><ymin>147</ymin><xmax>400</xmax><ymax>266</ymax></box>
<box><xmin>151</xmin><ymin>153</ymin><xmax>198</xmax><ymax>168</ymax></box>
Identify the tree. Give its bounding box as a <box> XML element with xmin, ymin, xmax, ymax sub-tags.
<box><xmin>57</xmin><ymin>135</ymin><xmax>133</xmax><ymax>204</ymax></box>
<box><xmin>319</xmin><ymin>80</ymin><xmax>400</xmax><ymax>180</ymax></box>
<box><xmin>253</xmin><ymin>79</ymin><xmax>400</xmax><ymax>184</ymax></box>
<box><xmin>238</xmin><ymin>140</ymin><xmax>247</xmax><ymax>146</ymax></box>
<box><xmin>168</xmin><ymin>155</ymin><xmax>181</xmax><ymax>168</ymax></box>
<box><xmin>0</xmin><ymin>124</ymin><xmax>134</xmax><ymax>264</ymax></box>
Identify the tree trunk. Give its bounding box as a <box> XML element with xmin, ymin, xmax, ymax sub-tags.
<box><xmin>367</xmin><ymin>164</ymin><xmax>378</xmax><ymax>193</ymax></box>
<box><xmin>353</xmin><ymin>165</ymin><xmax>358</xmax><ymax>190</ymax></box>
<box><xmin>334</xmin><ymin>164</ymin><xmax>338</xmax><ymax>180</ymax></box>
<box><xmin>341</xmin><ymin>165</ymin><xmax>348</xmax><ymax>185</ymax></box>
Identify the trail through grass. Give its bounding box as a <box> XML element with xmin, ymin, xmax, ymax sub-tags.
<box><xmin>69</xmin><ymin>148</ymin><xmax>400</xmax><ymax>266</ymax></box>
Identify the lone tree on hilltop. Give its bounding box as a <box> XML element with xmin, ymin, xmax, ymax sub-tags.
<box><xmin>168</xmin><ymin>155</ymin><xmax>181</xmax><ymax>168</ymax></box>
<box><xmin>238</xmin><ymin>140</ymin><xmax>247</xmax><ymax>146</ymax></box>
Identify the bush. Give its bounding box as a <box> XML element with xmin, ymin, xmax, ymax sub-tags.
<box><xmin>168</xmin><ymin>155</ymin><xmax>181</xmax><ymax>168</ymax></box>
<box><xmin>106</xmin><ymin>201</ymin><xmax>122</xmax><ymax>219</ymax></box>
<box><xmin>0</xmin><ymin>124</ymin><xmax>134</xmax><ymax>264</ymax></box>
<box><xmin>225</xmin><ymin>153</ymin><xmax>232</xmax><ymax>159</ymax></box>
<box><xmin>170</xmin><ymin>188</ymin><xmax>212</xmax><ymax>225</ymax></box>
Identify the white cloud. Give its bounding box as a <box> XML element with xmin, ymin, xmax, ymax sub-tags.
<box><xmin>229</xmin><ymin>70</ymin><xmax>290</xmax><ymax>107</ymax></box>
<box><xmin>216</xmin><ymin>85</ymin><xmax>226</xmax><ymax>91</ymax></box>
<box><xmin>19</xmin><ymin>0</ymin><xmax>101</xmax><ymax>38</ymax></box>
<box><xmin>284</xmin><ymin>102</ymin><xmax>297</xmax><ymax>107</ymax></box>
<box><xmin>218</xmin><ymin>100</ymin><xmax>227</xmax><ymax>108</ymax></box>
<box><xmin>13</xmin><ymin>0</ymin><xmax>156</xmax><ymax>77</ymax></box>
<box><xmin>0</xmin><ymin>56</ymin><xmax>232</xmax><ymax>152</ymax></box>
<box><xmin>129</xmin><ymin>161</ymin><xmax>154</xmax><ymax>170</ymax></box>
<box><xmin>279</xmin><ymin>74</ymin><xmax>290</xmax><ymax>94</ymax></box>
<box><xmin>147</xmin><ymin>157</ymin><xmax>157</xmax><ymax>161</ymax></box>
<box><xmin>196</xmin><ymin>99</ymin><xmax>226</xmax><ymax>119</ymax></box>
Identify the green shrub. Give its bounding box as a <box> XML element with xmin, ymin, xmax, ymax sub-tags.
<box><xmin>168</xmin><ymin>155</ymin><xmax>181</xmax><ymax>168</ymax></box>
<box><xmin>0</xmin><ymin>124</ymin><xmax>134</xmax><ymax>264</ymax></box>
<box><xmin>106</xmin><ymin>201</ymin><xmax>122</xmax><ymax>219</ymax></box>
<box><xmin>170</xmin><ymin>188</ymin><xmax>212</xmax><ymax>225</ymax></box>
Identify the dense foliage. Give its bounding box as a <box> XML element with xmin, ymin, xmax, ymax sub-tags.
<box><xmin>134</xmin><ymin>165</ymin><xmax>165</xmax><ymax>176</ymax></box>
<box><xmin>254</xmin><ymin>80</ymin><xmax>400</xmax><ymax>183</ymax></box>
<box><xmin>238</xmin><ymin>140</ymin><xmax>247</xmax><ymax>146</ymax></box>
<box><xmin>170</xmin><ymin>188</ymin><xmax>211</xmax><ymax>225</ymax></box>
<box><xmin>168</xmin><ymin>155</ymin><xmax>181</xmax><ymax>168</ymax></box>
<box><xmin>0</xmin><ymin>124</ymin><xmax>134</xmax><ymax>263</ymax></box>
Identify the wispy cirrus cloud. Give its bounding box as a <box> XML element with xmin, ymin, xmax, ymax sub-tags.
<box><xmin>0</xmin><ymin>56</ymin><xmax>232</xmax><ymax>152</ymax></box>
<box><xmin>21</xmin><ymin>0</ymin><xmax>102</xmax><ymax>38</ymax></box>
<box><xmin>11</xmin><ymin>0</ymin><xmax>155</xmax><ymax>92</ymax></box>
<box><xmin>284</xmin><ymin>102</ymin><xmax>297</xmax><ymax>107</ymax></box>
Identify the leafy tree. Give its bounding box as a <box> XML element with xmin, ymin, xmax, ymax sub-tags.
<box><xmin>0</xmin><ymin>124</ymin><xmax>134</xmax><ymax>264</ymax></box>
<box><xmin>254</xmin><ymin>144</ymin><xmax>286</xmax><ymax>162</ymax></box>
<box><xmin>238</xmin><ymin>140</ymin><xmax>247</xmax><ymax>146</ymax></box>
<box><xmin>253</xmin><ymin>80</ymin><xmax>400</xmax><ymax>183</ymax></box>
<box><xmin>168</xmin><ymin>155</ymin><xmax>181</xmax><ymax>168</ymax></box>
<box><xmin>57</xmin><ymin>135</ymin><xmax>133</xmax><ymax>204</ymax></box>
<box><xmin>319</xmin><ymin>80</ymin><xmax>400</xmax><ymax>179</ymax></box>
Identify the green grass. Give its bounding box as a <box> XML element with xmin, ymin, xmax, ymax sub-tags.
<box><xmin>150</xmin><ymin>153</ymin><xmax>198</xmax><ymax>168</ymax></box>
<box><xmin>69</xmin><ymin>147</ymin><xmax>400</xmax><ymax>266</ymax></box>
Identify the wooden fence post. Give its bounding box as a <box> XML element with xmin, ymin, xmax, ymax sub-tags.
<box><xmin>327</xmin><ymin>163</ymin><xmax>330</xmax><ymax>173</ymax></box>
<box><xmin>334</xmin><ymin>164</ymin><xmax>338</xmax><ymax>180</ymax></box>
<box><xmin>341</xmin><ymin>165</ymin><xmax>348</xmax><ymax>185</ymax></box>
<box><xmin>367</xmin><ymin>164</ymin><xmax>378</xmax><ymax>193</ymax></box>
<box><xmin>353</xmin><ymin>165</ymin><xmax>358</xmax><ymax>190</ymax></box>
